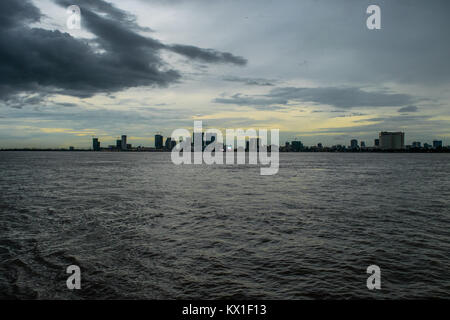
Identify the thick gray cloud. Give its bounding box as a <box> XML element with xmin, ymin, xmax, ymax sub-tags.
<box><xmin>169</xmin><ymin>45</ymin><xmax>247</xmax><ymax>65</ymax></box>
<box><xmin>0</xmin><ymin>0</ymin><xmax>40</xmax><ymax>28</ymax></box>
<box><xmin>0</xmin><ymin>0</ymin><xmax>246</xmax><ymax>104</ymax></box>
<box><xmin>398</xmin><ymin>106</ymin><xmax>419</xmax><ymax>113</ymax></box>
<box><xmin>163</xmin><ymin>0</ymin><xmax>450</xmax><ymax>86</ymax></box>
<box><xmin>214</xmin><ymin>87</ymin><xmax>415</xmax><ymax>109</ymax></box>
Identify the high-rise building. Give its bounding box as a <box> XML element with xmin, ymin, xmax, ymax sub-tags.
<box><xmin>92</xmin><ymin>137</ymin><xmax>100</xmax><ymax>151</ymax></box>
<box><xmin>374</xmin><ymin>139</ymin><xmax>380</xmax><ymax>147</ymax></box>
<box><xmin>350</xmin><ymin>139</ymin><xmax>358</xmax><ymax>149</ymax></box>
<box><xmin>433</xmin><ymin>140</ymin><xmax>443</xmax><ymax>148</ymax></box>
<box><xmin>121</xmin><ymin>135</ymin><xmax>127</xmax><ymax>150</ymax></box>
<box><xmin>165</xmin><ymin>137</ymin><xmax>172</xmax><ymax>150</ymax></box>
<box><xmin>379</xmin><ymin>132</ymin><xmax>405</xmax><ymax>150</ymax></box>
<box><xmin>360</xmin><ymin>141</ymin><xmax>366</xmax><ymax>148</ymax></box>
<box><xmin>155</xmin><ymin>134</ymin><xmax>163</xmax><ymax>149</ymax></box>
<box><xmin>291</xmin><ymin>140</ymin><xmax>303</xmax><ymax>151</ymax></box>
<box><xmin>116</xmin><ymin>139</ymin><xmax>121</xmax><ymax>149</ymax></box>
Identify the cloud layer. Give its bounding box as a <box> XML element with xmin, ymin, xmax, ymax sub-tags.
<box><xmin>0</xmin><ymin>0</ymin><xmax>246</xmax><ymax>104</ymax></box>
<box><xmin>214</xmin><ymin>87</ymin><xmax>415</xmax><ymax>109</ymax></box>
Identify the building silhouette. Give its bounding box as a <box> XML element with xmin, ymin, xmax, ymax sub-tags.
<box><xmin>155</xmin><ymin>134</ymin><xmax>163</xmax><ymax>149</ymax></box>
<box><xmin>379</xmin><ymin>132</ymin><xmax>404</xmax><ymax>150</ymax></box>
<box><xmin>92</xmin><ymin>137</ymin><xmax>100</xmax><ymax>151</ymax></box>
<box><xmin>433</xmin><ymin>140</ymin><xmax>443</xmax><ymax>148</ymax></box>
<box><xmin>165</xmin><ymin>137</ymin><xmax>172</xmax><ymax>150</ymax></box>
<box><xmin>121</xmin><ymin>135</ymin><xmax>127</xmax><ymax>151</ymax></box>
<box><xmin>412</xmin><ymin>141</ymin><xmax>421</xmax><ymax>148</ymax></box>
<box><xmin>291</xmin><ymin>140</ymin><xmax>303</xmax><ymax>151</ymax></box>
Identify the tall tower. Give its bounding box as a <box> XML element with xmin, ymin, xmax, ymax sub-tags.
<box><xmin>92</xmin><ymin>137</ymin><xmax>100</xmax><ymax>151</ymax></box>
<box><xmin>155</xmin><ymin>134</ymin><xmax>163</xmax><ymax>149</ymax></box>
<box><xmin>121</xmin><ymin>135</ymin><xmax>127</xmax><ymax>150</ymax></box>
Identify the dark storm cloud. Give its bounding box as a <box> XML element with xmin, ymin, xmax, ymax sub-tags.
<box><xmin>0</xmin><ymin>0</ymin><xmax>41</xmax><ymax>28</ymax></box>
<box><xmin>214</xmin><ymin>87</ymin><xmax>415</xmax><ymax>109</ymax></box>
<box><xmin>0</xmin><ymin>0</ymin><xmax>246</xmax><ymax>104</ymax></box>
<box><xmin>169</xmin><ymin>45</ymin><xmax>247</xmax><ymax>65</ymax></box>
<box><xmin>398</xmin><ymin>106</ymin><xmax>418</xmax><ymax>113</ymax></box>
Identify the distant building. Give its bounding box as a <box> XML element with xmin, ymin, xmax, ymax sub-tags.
<box><xmin>116</xmin><ymin>139</ymin><xmax>121</xmax><ymax>149</ymax></box>
<box><xmin>155</xmin><ymin>134</ymin><xmax>163</xmax><ymax>149</ymax></box>
<box><xmin>374</xmin><ymin>139</ymin><xmax>380</xmax><ymax>147</ymax></box>
<box><xmin>412</xmin><ymin>141</ymin><xmax>421</xmax><ymax>148</ymax></box>
<box><xmin>423</xmin><ymin>143</ymin><xmax>431</xmax><ymax>149</ymax></box>
<box><xmin>433</xmin><ymin>140</ymin><xmax>443</xmax><ymax>148</ymax></box>
<box><xmin>350</xmin><ymin>139</ymin><xmax>358</xmax><ymax>149</ymax></box>
<box><xmin>360</xmin><ymin>141</ymin><xmax>366</xmax><ymax>148</ymax></box>
<box><xmin>92</xmin><ymin>137</ymin><xmax>100</xmax><ymax>151</ymax></box>
<box><xmin>291</xmin><ymin>140</ymin><xmax>303</xmax><ymax>151</ymax></box>
<box><xmin>170</xmin><ymin>140</ymin><xmax>177</xmax><ymax>150</ymax></box>
<box><xmin>379</xmin><ymin>132</ymin><xmax>404</xmax><ymax>150</ymax></box>
<box><xmin>121</xmin><ymin>135</ymin><xmax>127</xmax><ymax>150</ymax></box>
<box><xmin>317</xmin><ymin>143</ymin><xmax>323</xmax><ymax>149</ymax></box>
<box><xmin>69</xmin><ymin>146</ymin><xmax>74</xmax><ymax>151</ymax></box>
<box><xmin>165</xmin><ymin>137</ymin><xmax>172</xmax><ymax>150</ymax></box>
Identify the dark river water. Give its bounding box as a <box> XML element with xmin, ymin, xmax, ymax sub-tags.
<box><xmin>0</xmin><ymin>151</ymin><xmax>449</xmax><ymax>299</ymax></box>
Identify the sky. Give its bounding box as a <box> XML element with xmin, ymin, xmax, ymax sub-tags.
<box><xmin>0</xmin><ymin>0</ymin><xmax>449</xmax><ymax>148</ymax></box>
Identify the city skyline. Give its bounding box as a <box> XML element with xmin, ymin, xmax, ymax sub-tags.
<box><xmin>93</xmin><ymin>131</ymin><xmax>445</xmax><ymax>150</ymax></box>
<box><xmin>4</xmin><ymin>131</ymin><xmax>445</xmax><ymax>152</ymax></box>
<box><xmin>1</xmin><ymin>0</ymin><xmax>450</xmax><ymax>148</ymax></box>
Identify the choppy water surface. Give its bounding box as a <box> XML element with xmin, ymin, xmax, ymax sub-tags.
<box><xmin>0</xmin><ymin>152</ymin><xmax>449</xmax><ymax>299</ymax></box>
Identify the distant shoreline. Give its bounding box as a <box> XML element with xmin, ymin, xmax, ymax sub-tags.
<box><xmin>1</xmin><ymin>148</ymin><xmax>449</xmax><ymax>153</ymax></box>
